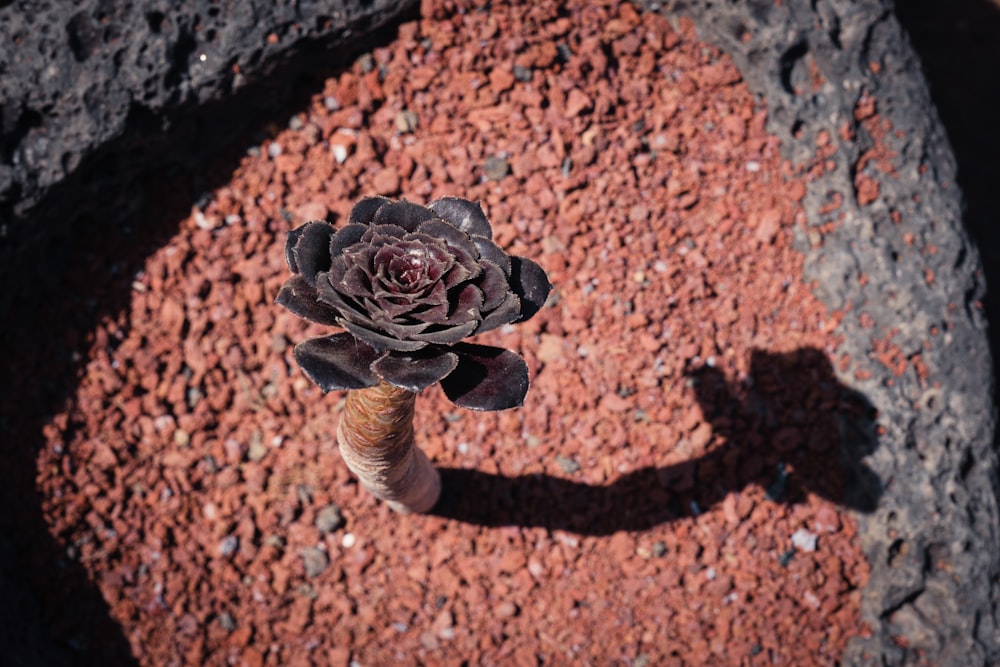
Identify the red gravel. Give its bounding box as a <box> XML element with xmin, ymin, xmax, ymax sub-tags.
<box><xmin>37</xmin><ymin>0</ymin><xmax>872</xmax><ymax>664</ymax></box>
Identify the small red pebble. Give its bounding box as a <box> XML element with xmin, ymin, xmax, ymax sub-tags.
<box><xmin>370</xmin><ymin>166</ymin><xmax>400</xmax><ymax>195</ymax></box>
<box><xmin>814</xmin><ymin>506</ymin><xmax>843</xmax><ymax>533</ymax></box>
<box><xmin>564</xmin><ymin>88</ymin><xmax>593</xmax><ymax>117</ymax></box>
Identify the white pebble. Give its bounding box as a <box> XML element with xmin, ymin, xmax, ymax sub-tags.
<box><xmin>194</xmin><ymin>210</ymin><xmax>214</xmax><ymax>230</ymax></box>
<box><xmin>791</xmin><ymin>528</ymin><xmax>818</xmax><ymax>552</ymax></box>
<box><xmin>341</xmin><ymin>532</ymin><xmax>356</xmax><ymax>548</ymax></box>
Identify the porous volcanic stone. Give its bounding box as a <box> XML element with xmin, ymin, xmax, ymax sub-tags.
<box><xmin>0</xmin><ymin>0</ymin><xmax>413</xmax><ymax>219</ymax></box>
<box><xmin>643</xmin><ymin>1</ymin><xmax>999</xmax><ymax>664</ymax></box>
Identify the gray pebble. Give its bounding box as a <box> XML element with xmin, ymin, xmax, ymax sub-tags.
<box><xmin>315</xmin><ymin>504</ymin><xmax>344</xmax><ymax>533</ymax></box>
<box><xmin>482</xmin><ymin>156</ymin><xmax>509</xmax><ymax>181</ymax></box>
<box><xmin>513</xmin><ymin>64</ymin><xmax>532</xmax><ymax>82</ymax></box>
<box><xmin>218</xmin><ymin>611</ymin><xmax>237</xmax><ymax>632</ymax></box>
<box><xmin>217</xmin><ymin>535</ymin><xmax>239</xmax><ymax>557</ymax></box>
<box><xmin>302</xmin><ymin>546</ymin><xmax>329</xmax><ymax>578</ymax></box>
<box><xmin>555</xmin><ymin>455</ymin><xmax>580</xmax><ymax>474</ymax></box>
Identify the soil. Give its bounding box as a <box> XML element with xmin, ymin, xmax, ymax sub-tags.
<box><xmin>31</xmin><ymin>0</ymin><xmax>881</xmax><ymax>664</ymax></box>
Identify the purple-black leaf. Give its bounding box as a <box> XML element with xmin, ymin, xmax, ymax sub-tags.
<box><xmin>367</xmin><ymin>294</ymin><xmax>421</xmax><ymax>319</ymax></box>
<box><xmin>330</xmin><ymin>223</ymin><xmax>368</xmax><ymax>256</ymax></box>
<box><xmin>440</xmin><ymin>343</ymin><xmax>529</xmax><ymax>411</ymax></box>
<box><xmin>409</xmin><ymin>284</ymin><xmax>450</xmax><ymax>322</ymax></box>
<box><xmin>285</xmin><ymin>226</ymin><xmax>307</xmax><ymax>273</ymax></box>
<box><xmin>441</xmin><ymin>260</ymin><xmax>475</xmax><ymax>290</ymax></box>
<box><xmin>472</xmin><ymin>238</ymin><xmax>511</xmax><ymax>276</ymax></box>
<box><xmin>372</xmin><ymin>200</ymin><xmax>436</xmax><ymax>231</ymax></box>
<box><xmin>371</xmin><ymin>349</ymin><xmax>460</xmax><ymax>392</ymax></box>
<box><xmin>476</xmin><ymin>291</ymin><xmax>521</xmax><ymax>333</ymax></box>
<box><xmin>363</xmin><ymin>223</ymin><xmax>408</xmax><ymax>241</ymax></box>
<box><xmin>428</xmin><ymin>197</ymin><xmax>493</xmax><ymax>239</ymax></box>
<box><xmin>415</xmin><ymin>219</ymin><xmax>474</xmax><ymax>250</ymax></box>
<box><xmin>477</xmin><ymin>260</ymin><xmax>509</xmax><ymax>310</ymax></box>
<box><xmin>340</xmin><ymin>265</ymin><xmax>373</xmax><ymax>298</ymax></box>
<box><xmin>510</xmin><ymin>256</ymin><xmax>552</xmax><ymax>322</ymax></box>
<box><xmin>317</xmin><ymin>274</ymin><xmax>371</xmax><ymax>320</ymax></box>
<box><xmin>348</xmin><ymin>196</ymin><xmax>391</xmax><ymax>225</ymax></box>
<box><xmin>340</xmin><ymin>319</ymin><xmax>428</xmax><ymax>352</ymax></box>
<box><xmin>293</xmin><ymin>333</ymin><xmax>381</xmax><ymax>391</ymax></box>
<box><xmin>449</xmin><ymin>283</ymin><xmax>484</xmax><ymax>321</ymax></box>
<box><xmin>376</xmin><ymin>318</ymin><xmax>433</xmax><ymax>340</ymax></box>
<box><xmin>411</xmin><ymin>320</ymin><xmax>479</xmax><ymax>345</ymax></box>
<box><xmin>438</xmin><ymin>237</ymin><xmax>481</xmax><ymax>282</ymax></box>
<box><xmin>292</xmin><ymin>222</ymin><xmax>336</xmax><ymax>285</ymax></box>
<box><xmin>276</xmin><ymin>275</ymin><xmax>343</xmax><ymax>326</ymax></box>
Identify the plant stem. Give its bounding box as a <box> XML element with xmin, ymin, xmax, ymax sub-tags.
<box><xmin>336</xmin><ymin>382</ymin><xmax>441</xmax><ymax>513</ymax></box>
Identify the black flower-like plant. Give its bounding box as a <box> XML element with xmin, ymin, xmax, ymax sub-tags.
<box><xmin>276</xmin><ymin>196</ymin><xmax>552</xmax><ymax>411</ymax></box>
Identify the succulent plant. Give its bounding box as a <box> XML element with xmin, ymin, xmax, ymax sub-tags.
<box><xmin>276</xmin><ymin>196</ymin><xmax>552</xmax><ymax>513</ymax></box>
<box><xmin>277</xmin><ymin>196</ymin><xmax>551</xmax><ymax>411</ymax></box>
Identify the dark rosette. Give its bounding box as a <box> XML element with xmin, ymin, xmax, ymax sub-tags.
<box><xmin>276</xmin><ymin>196</ymin><xmax>552</xmax><ymax>410</ymax></box>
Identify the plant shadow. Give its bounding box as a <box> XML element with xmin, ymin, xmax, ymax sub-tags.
<box><xmin>431</xmin><ymin>347</ymin><xmax>881</xmax><ymax>535</ymax></box>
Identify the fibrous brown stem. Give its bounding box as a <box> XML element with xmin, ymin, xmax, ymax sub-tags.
<box><xmin>336</xmin><ymin>382</ymin><xmax>441</xmax><ymax>513</ymax></box>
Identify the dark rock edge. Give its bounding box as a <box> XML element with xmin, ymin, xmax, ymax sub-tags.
<box><xmin>643</xmin><ymin>1</ymin><xmax>1000</xmax><ymax>665</ymax></box>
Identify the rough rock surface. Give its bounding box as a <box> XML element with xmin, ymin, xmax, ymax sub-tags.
<box><xmin>640</xmin><ymin>0</ymin><xmax>1000</xmax><ymax>664</ymax></box>
<box><xmin>0</xmin><ymin>0</ymin><xmax>413</xmax><ymax>220</ymax></box>
<box><xmin>0</xmin><ymin>0</ymin><xmax>417</xmax><ymax>333</ymax></box>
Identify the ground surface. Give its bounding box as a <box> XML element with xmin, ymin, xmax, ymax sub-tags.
<box><xmin>30</xmin><ymin>1</ymin><xmax>880</xmax><ymax>665</ymax></box>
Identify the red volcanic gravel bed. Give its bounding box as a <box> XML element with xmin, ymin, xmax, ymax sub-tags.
<box><xmin>38</xmin><ymin>1</ymin><xmax>873</xmax><ymax>664</ymax></box>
